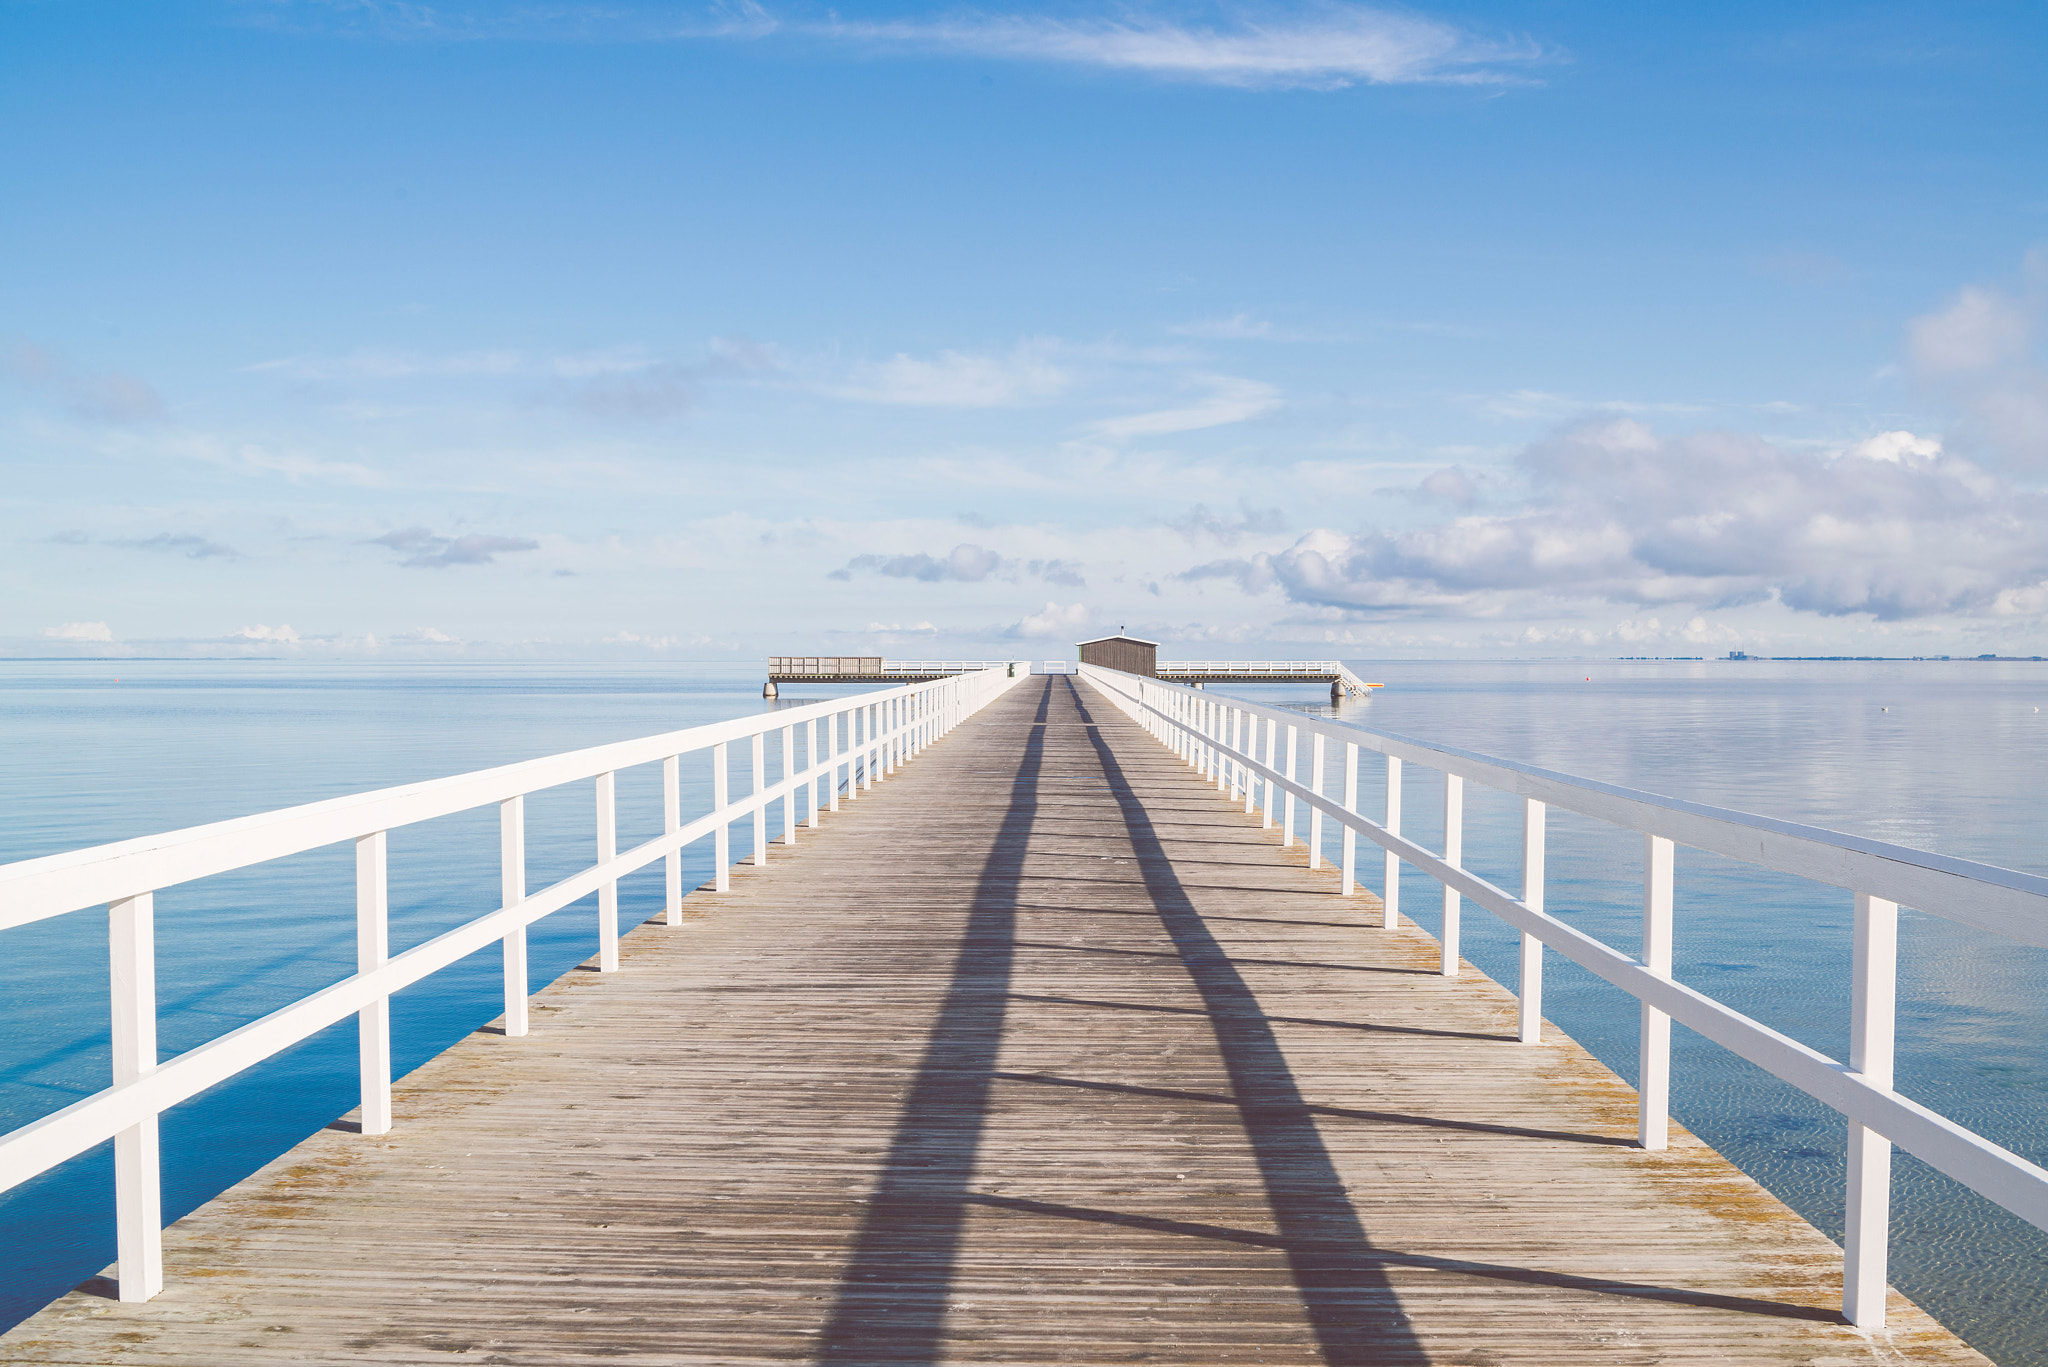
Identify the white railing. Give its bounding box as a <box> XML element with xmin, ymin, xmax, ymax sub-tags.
<box><xmin>0</xmin><ymin>668</ymin><xmax>1025</xmax><ymax>1304</ymax></box>
<box><xmin>1078</xmin><ymin>663</ymin><xmax>2048</xmax><ymax>1331</ymax></box>
<box><xmin>1158</xmin><ymin>659</ymin><xmax>1350</xmax><ymax>673</ymax></box>
<box><xmin>1158</xmin><ymin>660</ymin><xmax>1381</xmax><ymax>695</ymax></box>
<box><xmin>880</xmin><ymin>660</ymin><xmax>1020</xmax><ymax>674</ymax></box>
<box><xmin>1036</xmin><ymin>660</ymin><xmax>1076</xmax><ymax>674</ymax></box>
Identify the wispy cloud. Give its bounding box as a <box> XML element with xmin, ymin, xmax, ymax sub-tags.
<box><xmin>832</xmin><ymin>543</ymin><xmax>1006</xmax><ymax>583</ymax></box>
<box><xmin>246</xmin><ymin>349</ymin><xmax>524</xmax><ymax>380</ymax></box>
<box><xmin>1478</xmin><ymin>388</ymin><xmax>1711</xmax><ymax>421</ymax></box>
<box><xmin>1091</xmin><ymin>375</ymin><xmax>1281</xmax><ymax>437</ymax></box>
<box><xmin>4</xmin><ymin>342</ymin><xmax>166</xmax><ymax>422</ymax></box>
<box><xmin>825</xmin><ymin>5</ymin><xmax>1547</xmax><ymax>89</ymax></box>
<box><xmin>368</xmin><ymin>526</ymin><xmax>541</xmax><ymax>568</ymax></box>
<box><xmin>109</xmin><ymin>532</ymin><xmax>239</xmax><ymax>560</ymax></box>
<box><xmin>830</xmin><ymin>340</ymin><xmax>1069</xmax><ymax>408</ymax></box>
<box><xmin>254</xmin><ymin>2</ymin><xmax>1549</xmax><ymax>89</ymax></box>
<box><xmin>42</xmin><ymin>621</ymin><xmax>113</xmax><ymax>643</ymax></box>
<box><xmin>1163</xmin><ymin>313</ymin><xmax>1341</xmax><ymax>341</ymax></box>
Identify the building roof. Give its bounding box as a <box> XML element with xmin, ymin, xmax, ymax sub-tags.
<box><xmin>1076</xmin><ymin>633</ymin><xmax>1160</xmax><ymax>648</ymax></box>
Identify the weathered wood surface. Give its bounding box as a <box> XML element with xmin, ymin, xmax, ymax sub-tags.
<box><xmin>2</xmin><ymin>677</ymin><xmax>1987</xmax><ymax>1365</ymax></box>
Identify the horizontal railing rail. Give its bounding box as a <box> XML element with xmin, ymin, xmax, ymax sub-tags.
<box><xmin>1077</xmin><ymin>663</ymin><xmax>2048</xmax><ymax>1332</ymax></box>
<box><xmin>0</xmin><ymin>667</ymin><xmax>1026</xmax><ymax>1304</ymax></box>
<box><xmin>1158</xmin><ymin>659</ymin><xmax>1351</xmax><ymax>672</ymax></box>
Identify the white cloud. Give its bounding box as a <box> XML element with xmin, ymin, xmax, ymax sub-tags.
<box><xmin>1904</xmin><ymin>254</ymin><xmax>2048</xmax><ymax>469</ymax></box>
<box><xmin>828</xmin><ymin>6</ymin><xmax>1547</xmax><ymax>90</ymax></box>
<box><xmin>1008</xmin><ymin>600</ymin><xmax>1091</xmax><ymax>638</ymax></box>
<box><xmin>1091</xmin><ymin>375</ymin><xmax>1282</xmax><ymax>437</ymax></box>
<box><xmin>232</xmin><ymin>624</ymin><xmax>300</xmax><ymax>642</ymax></box>
<box><xmin>1185</xmin><ymin>419</ymin><xmax>2048</xmax><ymax>622</ymax></box>
<box><xmin>42</xmin><ymin>621</ymin><xmax>113</xmax><ymax>643</ymax></box>
<box><xmin>832</xmin><ymin>341</ymin><xmax>1069</xmax><ymax>408</ymax></box>
<box><xmin>1908</xmin><ymin>286</ymin><xmax>2032</xmax><ymax>376</ymax></box>
<box><xmin>397</xmin><ymin>626</ymin><xmax>458</xmax><ymax>643</ymax></box>
<box><xmin>601</xmin><ymin>629</ymin><xmax>679</xmax><ymax>647</ymax></box>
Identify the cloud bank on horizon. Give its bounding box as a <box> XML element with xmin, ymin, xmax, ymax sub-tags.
<box><xmin>5</xmin><ymin>2</ymin><xmax>2046</xmax><ymax>658</ymax></box>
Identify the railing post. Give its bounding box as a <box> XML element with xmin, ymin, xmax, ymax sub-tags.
<box><xmin>1211</xmin><ymin>700</ymin><xmax>1227</xmax><ymax>791</ymax></box>
<box><xmin>1844</xmin><ymin>892</ymin><xmax>1899</xmax><ymax>1328</ymax></box>
<box><xmin>1308</xmin><ymin>733</ymin><xmax>1326</xmax><ymax>869</ymax></box>
<box><xmin>750</xmin><ymin>733</ymin><xmax>767</xmax><ymax>866</ymax></box>
<box><xmin>1383</xmin><ymin>756</ymin><xmax>1403</xmax><ymax>929</ymax></box>
<box><xmin>501</xmin><ymin>797</ymin><xmax>530</xmax><ymax>1032</ymax></box>
<box><xmin>830</xmin><ymin>711</ymin><xmax>843</xmax><ymax>811</ymax></box>
<box><xmin>1242</xmin><ymin>711</ymin><xmax>1255</xmax><ymax>813</ymax></box>
<box><xmin>1282</xmin><ymin>725</ymin><xmax>1299</xmax><ymax>847</ymax></box>
<box><xmin>713</xmin><ymin>742</ymin><xmax>731</xmax><ymax>891</ymax></box>
<box><xmin>782</xmin><ymin>724</ymin><xmax>797</xmax><ymax>847</ymax></box>
<box><xmin>1519</xmin><ymin>798</ymin><xmax>1546</xmax><ymax>1043</ymax></box>
<box><xmin>662</xmin><ymin>757</ymin><xmax>683</xmax><ymax>924</ymax></box>
<box><xmin>807</xmin><ymin>718</ymin><xmax>823</xmax><ymax>828</ymax></box>
<box><xmin>863</xmin><ymin>704</ymin><xmax>877</xmax><ymax>790</ymax></box>
<box><xmin>596</xmin><ymin>772</ymin><xmax>619</xmax><ymax>971</ymax></box>
<box><xmin>1260</xmin><ymin>718</ymin><xmax>1276</xmax><ymax>828</ymax></box>
<box><xmin>355</xmin><ymin>832</ymin><xmax>393</xmax><ymax>1134</ymax></box>
<box><xmin>1441</xmin><ymin>774</ymin><xmax>1463</xmax><ymax>974</ymax></box>
<box><xmin>108</xmin><ymin>891</ymin><xmax>163</xmax><ymax>1303</ymax></box>
<box><xmin>1639</xmin><ymin>834</ymin><xmax>1675</xmax><ymax>1146</ymax></box>
<box><xmin>1342</xmin><ymin>742</ymin><xmax>1359</xmax><ymax>896</ymax></box>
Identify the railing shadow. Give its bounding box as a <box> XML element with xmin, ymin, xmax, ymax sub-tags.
<box><xmin>814</xmin><ymin>679</ymin><xmax>1053</xmax><ymax>1364</ymax></box>
<box><xmin>1064</xmin><ymin>677</ymin><xmax>1430</xmax><ymax>1364</ymax></box>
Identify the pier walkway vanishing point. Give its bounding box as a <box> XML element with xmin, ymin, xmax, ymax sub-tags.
<box><xmin>2</xmin><ymin>670</ymin><xmax>2038</xmax><ymax>1364</ymax></box>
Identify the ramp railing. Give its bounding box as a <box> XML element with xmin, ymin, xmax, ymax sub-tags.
<box><xmin>0</xmin><ymin>666</ymin><xmax>1025</xmax><ymax>1303</ymax></box>
<box><xmin>1078</xmin><ymin>662</ymin><xmax>2048</xmax><ymax>1331</ymax></box>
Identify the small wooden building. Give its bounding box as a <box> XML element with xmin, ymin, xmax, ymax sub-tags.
<box><xmin>1077</xmin><ymin>633</ymin><xmax>1158</xmax><ymax>677</ymax></box>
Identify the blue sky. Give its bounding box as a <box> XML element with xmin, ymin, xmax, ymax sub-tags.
<box><xmin>5</xmin><ymin>0</ymin><xmax>2046</xmax><ymax>659</ymax></box>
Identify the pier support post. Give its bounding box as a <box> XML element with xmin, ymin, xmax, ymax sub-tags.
<box><xmin>763</xmin><ymin>679</ymin><xmax>777</xmax><ymax>698</ymax></box>
<box><xmin>109</xmin><ymin>891</ymin><xmax>163</xmax><ymax>1303</ymax></box>
<box><xmin>1844</xmin><ymin>892</ymin><xmax>1898</xmax><ymax>1328</ymax></box>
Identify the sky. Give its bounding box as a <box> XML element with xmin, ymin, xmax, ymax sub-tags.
<box><xmin>4</xmin><ymin>0</ymin><xmax>2047</xmax><ymax>660</ymax></box>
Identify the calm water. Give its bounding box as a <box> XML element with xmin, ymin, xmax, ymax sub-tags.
<box><xmin>2</xmin><ymin>659</ymin><xmax>2044</xmax><ymax>1362</ymax></box>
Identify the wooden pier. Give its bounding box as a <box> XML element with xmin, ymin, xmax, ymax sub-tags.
<box><xmin>0</xmin><ymin>677</ymin><xmax>1988</xmax><ymax>1364</ymax></box>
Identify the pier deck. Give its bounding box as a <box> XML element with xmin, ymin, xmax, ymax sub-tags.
<box><xmin>1</xmin><ymin>677</ymin><xmax>1986</xmax><ymax>1365</ymax></box>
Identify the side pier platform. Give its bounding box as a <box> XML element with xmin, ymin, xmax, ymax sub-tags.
<box><xmin>0</xmin><ymin>678</ymin><xmax>1986</xmax><ymax>1364</ymax></box>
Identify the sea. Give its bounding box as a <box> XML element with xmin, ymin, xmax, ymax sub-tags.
<box><xmin>1</xmin><ymin>658</ymin><xmax>2043</xmax><ymax>1362</ymax></box>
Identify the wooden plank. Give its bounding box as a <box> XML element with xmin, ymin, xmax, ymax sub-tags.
<box><xmin>0</xmin><ymin>677</ymin><xmax>1989</xmax><ymax>1364</ymax></box>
